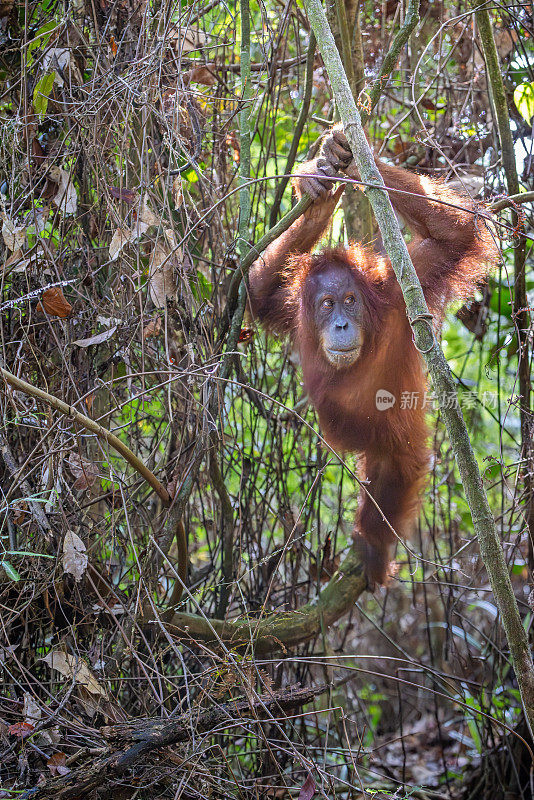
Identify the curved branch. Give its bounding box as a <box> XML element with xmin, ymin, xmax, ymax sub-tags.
<box><xmin>1</xmin><ymin>367</ymin><xmax>171</xmax><ymax>506</ymax></box>
<box><xmin>2</xmin><ymin>365</ymin><xmax>190</xmax><ymax>612</ymax></box>
<box><xmin>165</xmin><ymin>545</ymin><xmax>366</xmax><ymax>653</ymax></box>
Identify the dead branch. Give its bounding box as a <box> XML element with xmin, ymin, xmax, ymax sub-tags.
<box><xmin>20</xmin><ymin>684</ymin><xmax>326</xmax><ymax>800</ymax></box>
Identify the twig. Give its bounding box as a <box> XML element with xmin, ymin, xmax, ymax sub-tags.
<box><xmin>21</xmin><ymin>685</ymin><xmax>327</xmax><ymax>799</ymax></box>
<box><xmin>337</xmin><ymin>0</ymin><xmax>373</xmax><ymax>242</ymax></box>
<box><xmin>1</xmin><ymin>366</ymin><xmax>190</xmax><ymax>623</ymax></box>
<box><xmin>222</xmin><ymin>194</ymin><xmax>312</xmax><ymax>335</ymax></box>
<box><xmin>238</xmin><ymin>0</ymin><xmax>251</xmax><ymax>266</ymax></box>
<box><xmin>473</xmin><ymin>0</ymin><xmax>533</xmax><ymax>665</ymax></box>
<box><xmin>211</xmin><ymin>448</ymin><xmax>236</xmax><ymax>619</ymax></box>
<box><xmin>490</xmin><ymin>191</ymin><xmax>534</xmax><ymax>212</ymax></box>
<box><xmin>335</xmin><ymin>0</ymin><xmax>356</xmax><ymax>97</ymax></box>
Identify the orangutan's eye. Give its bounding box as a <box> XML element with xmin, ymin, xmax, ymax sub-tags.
<box><xmin>321</xmin><ymin>298</ymin><xmax>334</xmax><ymax>310</ymax></box>
<box><xmin>345</xmin><ymin>295</ymin><xmax>355</xmax><ymax>305</ymax></box>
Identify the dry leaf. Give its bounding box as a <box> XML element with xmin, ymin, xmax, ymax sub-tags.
<box><xmin>62</xmin><ymin>531</ymin><xmax>88</xmax><ymax>582</ymax></box>
<box><xmin>109</xmin><ymin>185</ymin><xmax>136</xmax><ymax>204</ymax></box>
<box><xmin>172</xmin><ymin>176</ymin><xmax>183</xmax><ymax>209</ymax></box>
<box><xmin>186</xmin><ymin>64</ymin><xmax>216</xmax><ymax>86</ymax></box>
<box><xmin>74</xmin><ymin>687</ymin><xmax>125</xmax><ymax>722</ymax></box>
<box><xmin>130</xmin><ymin>196</ymin><xmax>160</xmax><ymax>239</ymax></box>
<box><xmin>24</xmin><ymin>693</ymin><xmax>41</xmax><ymax>725</ymax></box>
<box><xmin>420</xmin><ymin>98</ymin><xmax>436</xmax><ymax>111</ymax></box>
<box><xmin>47</xmin><ymin>752</ymin><xmax>70</xmax><ymax>776</ymax></box>
<box><xmin>172</xmin><ymin>26</ymin><xmax>207</xmax><ymax>54</ymax></box>
<box><xmin>101</xmin><ymin>698</ymin><xmax>128</xmax><ymax>724</ymax></box>
<box><xmin>51</xmin><ymin>168</ymin><xmax>77</xmax><ymax>215</ymax></box>
<box><xmin>1</xmin><ymin>215</ymin><xmax>26</xmax><ymax>252</ymax></box>
<box><xmin>75</xmin><ymin>685</ymin><xmax>100</xmax><ymax>718</ymax></box>
<box><xmin>41</xmin><ymin>49</ymin><xmax>70</xmax><ymax>86</ymax></box>
<box><xmin>24</xmin><ymin>692</ymin><xmax>55</xmax><ymax>745</ymax></box>
<box><xmin>0</xmin><ymin>0</ymin><xmax>15</xmax><ymax>17</ymax></box>
<box><xmin>42</xmin><ymin>651</ymin><xmax>107</xmax><ymax>697</ymax></box>
<box><xmin>164</xmin><ymin>228</ymin><xmax>178</xmax><ymax>249</ymax></box>
<box><xmin>8</xmin><ymin>721</ymin><xmax>34</xmax><ymax>738</ymax></box>
<box><xmin>225</xmin><ymin>131</ymin><xmax>240</xmax><ymax>163</ymax></box>
<box><xmin>494</xmin><ymin>27</ymin><xmax>518</xmax><ymax>59</ymax></box>
<box><xmin>12</xmin><ymin>501</ymin><xmax>27</xmax><ymax>526</ymax></box>
<box><xmin>148</xmin><ymin>243</ymin><xmax>175</xmax><ymax>307</ymax></box>
<box><xmin>137</xmin><ymin>196</ymin><xmax>160</xmax><ymax>229</ymax></box>
<box><xmin>68</xmin><ymin>452</ymin><xmax>99</xmax><ymax>490</ymax></box>
<box><xmin>143</xmin><ymin>317</ymin><xmax>162</xmax><ymax>338</ymax></box>
<box><xmin>73</xmin><ymin>325</ymin><xmax>117</xmax><ymax>348</ymax></box>
<box><xmin>5</xmin><ymin>251</ymin><xmax>34</xmax><ymax>273</ymax></box>
<box><xmin>108</xmin><ymin>196</ymin><xmax>159</xmax><ymax>260</ymax></box>
<box><xmin>393</xmin><ymin>138</ymin><xmax>407</xmax><ymax>157</ymax></box>
<box><xmin>309</xmin><ymin>535</ymin><xmax>340</xmax><ymax>584</ymax></box>
<box><xmin>109</xmin><ymin>227</ymin><xmax>131</xmax><ymax>261</ymax></box>
<box><xmin>36</xmin><ymin>287</ymin><xmax>73</xmax><ymax>318</ymax></box>
<box><xmin>298</xmin><ymin>774</ymin><xmax>316</xmax><ymax>800</ymax></box>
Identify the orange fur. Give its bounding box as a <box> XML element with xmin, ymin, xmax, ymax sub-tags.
<box><xmin>248</xmin><ymin>146</ymin><xmax>498</xmax><ymax>586</ymax></box>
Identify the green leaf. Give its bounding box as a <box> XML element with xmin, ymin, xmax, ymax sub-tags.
<box><xmin>27</xmin><ymin>21</ymin><xmax>57</xmax><ymax>66</ymax></box>
<box><xmin>1</xmin><ymin>560</ymin><xmax>21</xmax><ymax>582</ymax></box>
<box><xmin>196</xmin><ymin>270</ymin><xmax>212</xmax><ymax>301</ymax></box>
<box><xmin>181</xmin><ymin>166</ymin><xmax>199</xmax><ymax>183</ymax></box>
<box><xmin>489</xmin><ymin>285</ymin><xmax>513</xmax><ymax>317</ymax></box>
<box><xmin>5</xmin><ymin>549</ymin><xmax>54</xmax><ymax>559</ymax></box>
<box><xmin>33</xmin><ymin>72</ymin><xmax>55</xmax><ymax>119</ymax></box>
<box><xmin>514</xmin><ymin>82</ymin><xmax>534</xmax><ymax>123</ymax></box>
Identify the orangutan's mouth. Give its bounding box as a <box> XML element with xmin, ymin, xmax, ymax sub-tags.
<box><xmin>325</xmin><ymin>347</ymin><xmax>360</xmax><ymax>368</ymax></box>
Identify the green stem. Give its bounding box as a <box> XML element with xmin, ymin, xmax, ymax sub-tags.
<box><xmin>203</xmin><ymin>5</ymin><xmax>253</xmax><ymax>619</ymax></box>
<box><xmin>335</xmin><ymin>0</ymin><xmax>356</xmax><ymax>94</ymax></box>
<box><xmin>339</xmin><ymin>0</ymin><xmax>373</xmax><ymax>243</ymax></box>
<box><xmin>350</xmin><ymin>0</ymin><xmax>365</xmax><ymax>96</ymax></box>
<box><xmin>211</xmin><ymin>449</ymin><xmax>237</xmax><ymax>619</ymax></box>
<box><xmin>269</xmin><ymin>32</ymin><xmax>316</xmax><ymax>228</ymax></box>
<box><xmin>472</xmin><ymin>2</ymin><xmax>518</xmax><ymax>196</ymax></box>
